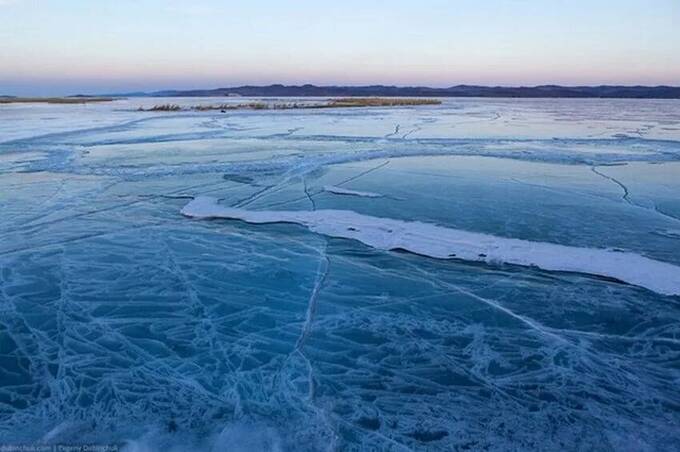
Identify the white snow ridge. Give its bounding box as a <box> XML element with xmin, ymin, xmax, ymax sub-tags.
<box><xmin>182</xmin><ymin>197</ymin><xmax>680</xmax><ymax>296</ymax></box>
<box><xmin>323</xmin><ymin>185</ymin><xmax>383</xmax><ymax>198</ymax></box>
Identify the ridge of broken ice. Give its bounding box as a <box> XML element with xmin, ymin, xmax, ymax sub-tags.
<box><xmin>323</xmin><ymin>185</ymin><xmax>383</xmax><ymax>198</ymax></box>
<box><xmin>182</xmin><ymin>196</ymin><xmax>680</xmax><ymax>296</ymax></box>
<box><xmin>15</xmin><ymin>135</ymin><xmax>680</xmax><ymax>180</ymax></box>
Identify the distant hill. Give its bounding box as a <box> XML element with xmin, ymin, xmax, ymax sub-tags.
<box><xmin>114</xmin><ymin>84</ymin><xmax>680</xmax><ymax>99</ymax></box>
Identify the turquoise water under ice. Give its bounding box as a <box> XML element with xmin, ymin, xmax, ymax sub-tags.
<box><xmin>1</xmin><ymin>98</ymin><xmax>680</xmax><ymax>450</ymax></box>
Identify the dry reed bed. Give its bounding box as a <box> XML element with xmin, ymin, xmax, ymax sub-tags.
<box><xmin>139</xmin><ymin>98</ymin><xmax>441</xmax><ymax>112</ymax></box>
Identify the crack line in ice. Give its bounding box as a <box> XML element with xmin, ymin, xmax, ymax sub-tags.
<box><xmin>333</xmin><ymin>415</ymin><xmax>415</xmax><ymax>452</ymax></box>
<box><xmin>508</xmin><ymin>177</ymin><xmax>614</xmax><ymax>204</ymax></box>
<box><xmin>652</xmin><ymin>204</ymin><xmax>680</xmax><ymax>224</ymax></box>
<box><xmin>590</xmin><ymin>165</ymin><xmax>680</xmax><ymax>224</ymax></box>
<box><xmin>0</xmin><ymin>224</ymin><xmax>164</xmax><ymax>257</ymax></box>
<box><xmin>4</xmin><ymin>178</ymin><xmax>229</xmax><ymax>237</ymax></box>
<box><xmin>402</xmin><ymin>261</ymin><xmax>569</xmax><ymax>345</ymax></box>
<box><xmin>591</xmin><ymin>166</ymin><xmax>632</xmax><ymax>205</ymax></box>
<box><xmin>181</xmin><ymin>197</ymin><xmax>680</xmax><ymax>296</ymax></box>
<box><xmin>261</xmin><ymin>160</ymin><xmax>390</xmax><ymax>209</ymax></box>
<box><xmin>294</xmin><ymin>243</ymin><xmax>328</xmax><ymax>355</ymax></box>
<box><xmin>401</xmin><ymin>126</ymin><xmax>421</xmax><ymax>139</ymax></box>
<box><xmin>554</xmin><ymin>327</ymin><xmax>680</xmax><ymax>346</ymax></box>
<box><xmin>291</xmin><ymin>187</ymin><xmax>327</xmax><ymax>402</ymax></box>
<box><xmin>303</xmin><ymin>178</ymin><xmax>317</xmax><ymax>211</ymax></box>
<box><xmin>231</xmin><ymin>183</ymin><xmax>280</xmax><ymax>208</ymax></box>
<box><xmin>335</xmin><ymin>160</ymin><xmax>390</xmax><ymax>187</ymax></box>
<box><xmin>384</xmin><ymin>124</ymin><xmax>401</xmax><ymax>139</ymax></box>
<box><xmin>275</xmin><ymin>239</ymin><xmax>336</xmax><ymax>449</ymax></box>
<box><xmin>438</xmin><ymin>280</ymin><xmax>567</xmax><ymax>344</ymax></box>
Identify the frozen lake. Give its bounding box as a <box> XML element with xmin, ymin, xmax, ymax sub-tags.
<box><xmin>1</xmin><ymin>98</ymin><xmax>680</xmax><ymax>450</ymax></box>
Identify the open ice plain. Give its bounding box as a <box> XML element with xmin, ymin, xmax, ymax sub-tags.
<box><xmin>1</xmin><ymin>98</ymin><xmax>680</xmax><ymax>450</ymax></box>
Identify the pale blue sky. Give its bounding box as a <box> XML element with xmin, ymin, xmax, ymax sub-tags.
<box><xmin>1</xmin><ymin>0</ymin><xmax>679</xmax><ymax>95</ymax></box>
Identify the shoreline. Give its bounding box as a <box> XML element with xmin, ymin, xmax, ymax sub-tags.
<box><xmin>0</xmin><ymin>97</ymin><xmax>118</xmax><ymax>104</ymax></box>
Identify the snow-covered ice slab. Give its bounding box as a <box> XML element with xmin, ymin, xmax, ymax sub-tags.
<box><xmin>323</xmin><ymin>185</ymin><xmax>383</xmax><ymax>198</ymax></box>
<box><xmin>183</xmin><ymin>197</ymin><xmax>680</xmax><ymax>296</ymax></box>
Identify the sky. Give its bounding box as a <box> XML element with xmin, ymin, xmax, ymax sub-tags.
<box><xmin>1</xmin><ymin>0</ymin><xmax>679</xmax><ymax>95</ymax></box>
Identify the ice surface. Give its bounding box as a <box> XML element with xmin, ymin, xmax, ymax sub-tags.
<box><xmin>1</xmin><ymin>98</ymin><xmax>680</xmax><ymax>450</ymax></box>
